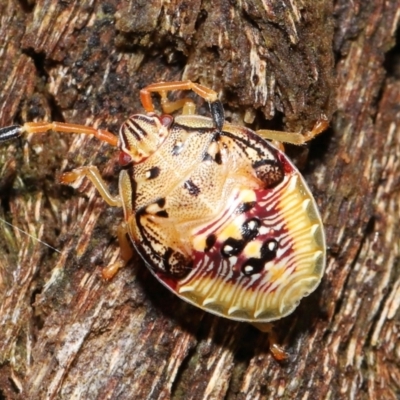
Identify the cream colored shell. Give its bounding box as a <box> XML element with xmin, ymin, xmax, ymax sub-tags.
<box><xmin>118</xmin><ymin>114</ymin><xmax>326</xmax><ymax>322</ymax></box>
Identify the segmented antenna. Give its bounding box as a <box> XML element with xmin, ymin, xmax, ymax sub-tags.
<box><xmin>209</xmin><ymin>101</ymin><xmax>225</xmax><ymax>131</ymax></box>
<box><xmin>0</xmin><ymin>125</ymin><xmax>23</xmax><ymax>142</ymax></box>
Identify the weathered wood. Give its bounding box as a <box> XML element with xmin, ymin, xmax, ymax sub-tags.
<box><xmin>0</xmin><ymin>0</ymin><xmax>399</xmax><ymax>399</ymax></box>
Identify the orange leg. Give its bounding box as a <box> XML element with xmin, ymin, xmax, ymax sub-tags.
<box><xmin>61</xmin><ymin>167</ymin><xmax>134</xmax><ymax>280</ymax></box>
<box><xmin>102</xmin><ymin>222</ymin><xmax>134</xmax><ymax>280</ymax></box>
<box><xmin>140</xmin><ymin>80</ymin><xmax>219</xmax><ymax>113</ymax></box>
<box><xmin>0</xmin><ymin>119</ymin><xmax>131</xmax><ymax>280</ymax></box>
<box><xmin>61</xmin><ymin>166</ymin><xmax>122</xmax><ymax>207</ymax></box>
<box><xmin>0</xmin><ymin>121</ymin><xmax>118</xmax><ymax>146</ymax></box>
<box><xmin>252</xmin><ymin>322</ymin><xmax>289</xmax><ymax>361</ymax></box>
<box><xmin>155</xmin><ymin>98</ymin><xmax>197</xmax><ymax>115</ymax></box>
<box><xmin>256</xmin><ymin>114</ymin><xmax>329</xmax><ymax>146</ymax></box>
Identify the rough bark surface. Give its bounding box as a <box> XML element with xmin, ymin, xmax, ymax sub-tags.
<box><xmin>0</xmin><ymin>0</ymin><xmax>399</xmax><ymax>399</ymax></box>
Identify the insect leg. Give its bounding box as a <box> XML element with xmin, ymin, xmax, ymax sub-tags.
<box><xmin>101</xmin><ymin>222</ymin><xmax>133</xmax><ymax>280</ymax></box>
<box><xmin>140</xmin><ymin>80</ymin><xmax>224</xmax><ymax>129</ymax></box>
<box><xmin>152</xmin><ymin>97</ymin><xmax>197</xmax><ymax>115</ymax></box>
<box><xmin>256</xmin><ymin>115</ymin><xmax>329</xmax><ymax>145</ymax></box>
<box><xmin>140</xmin><ymin>80</ymin><xmax>219</xmax><ymax>112</ymax></box>
<box><xmin>61</xmin><ymin>166</ymin><xmax>122</xmax><ymax>207</ymax></box>
<box><xmin>252</xmin><ymin>323</ymin><xmax>289</xmax><ymax>361</ymax></box>
<box><xmin>61</xmin><ymin>168</ymin><xmax>136</xmax><ymax>280</ymax></box>
<box><xmin>61</xmin><ymin>167</ymin><xmax>135</xmax><ymax>279</ymax></box>
<box><xmin>0</xmin><ymin>122</ymin><xmax>118</xmax><ymax>146</ymax></box>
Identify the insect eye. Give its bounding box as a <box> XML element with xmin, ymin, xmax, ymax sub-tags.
<box><xmin>119</xmin><ymin>151</ymin><xmax>132</xmax><ymax>166</ymax></box>
<box><xmin>159</xmin><ymin>114</ymin><xmax>174</xmax><ymax>128</ymax></box>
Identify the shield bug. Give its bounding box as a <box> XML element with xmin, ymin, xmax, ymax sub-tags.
<box><xmin>0</xmin><ymin>81</ymin><xmax>327</xmax><ymax>327</ymax></box>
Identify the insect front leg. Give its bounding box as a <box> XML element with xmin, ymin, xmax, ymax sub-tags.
<box><xmin>139</xmin><ymin>80</ymin><xmax>219</xmax><ymax>112</ymax></box>
<box><xmin>139</xmin><ymin>80</ymin><xmax>225</xmax><ymax>130</ymax></box>
<box><xmin>0</xmin><ymin>122</ymin><xmax>118</xmax><ymax>146</ymax></box>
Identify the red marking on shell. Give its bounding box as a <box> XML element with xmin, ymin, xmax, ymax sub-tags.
<box><xmin>123</xmin><ymin>110</ymin><xmax>325</xmax><ymax>322</ymax></box>
<box><xmin>190</xmin><ymin>186</ymin><xmax>293</xmax><ymax>293</ymax></box>
<box><xmin>157</xmin><ymin>172</ymin><xmax>298</xmax><ymax>296</ymax></box>
<box><xmin>154</xmin><ymin>273</ymin><xmax>180</xmax><ymax>292</ymax></box>
<box><xmin>278</xmin><ymin>152</ymin><xmax>293</xmax><ymax>175</ymax></box>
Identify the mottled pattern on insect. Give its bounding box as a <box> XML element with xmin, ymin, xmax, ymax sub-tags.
<box><xmin>0</xmin><ymin>81</ymin><xmax>327</xmax><ymax>324</ymax></box>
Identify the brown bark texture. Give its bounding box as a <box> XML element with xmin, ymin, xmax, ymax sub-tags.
<box><xmin>0</xmin><ymin>0</ymin><xmax>399</xmax><ymax>399</ymax></box>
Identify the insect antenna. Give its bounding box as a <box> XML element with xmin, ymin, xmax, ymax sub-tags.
<box><xmin>0</xmin><ymin>125</ymin><xmax>23</xmax><ymax>142</ymax></box>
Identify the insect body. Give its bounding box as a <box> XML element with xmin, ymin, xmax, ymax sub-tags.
<box><xmin>0</xmin><ymin>81</ymin><xmax>326</xmax><ymax>324</ymax></box>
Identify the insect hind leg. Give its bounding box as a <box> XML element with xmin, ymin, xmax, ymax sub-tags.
<box><xmin>256</xmin><ymin>115</ymin><xmax>329</xmax><ymax>146</ymax></box>
<box><xmin>102</xmin><ymin>222</ymin><xmax>134</xmax><ymax>280</ymax></box>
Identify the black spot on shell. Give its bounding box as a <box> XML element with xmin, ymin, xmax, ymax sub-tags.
<box><xmin>261</xmin><ymin>239</ymin><xmax>279</xmax><ymax>259</ymax></box>
<box><xmin>252</xmin><ymin>160</ymin><xmax>284</xmax><ymax>188</ymax></box>
<box><xmin>202</xmin><ymin>153</ymin><xmax>213</xmax><ymax>163</ymax></box>
<box><xmin>156</xmin><ymin>198</ymin><xmax>166</xmax><ymax>208</ymax></box>
<box><xmin>164</xmin><ymin>248</ymin><xmax>192</xmax><ymax>278</ymax></box>
<box><xmin>205</xmin><ymin>234</ymin><xmax>216</xmax><ymax>252</ymax></box>
<box><xmin>241</xmin><ymin>260</ymin><xmax>264</xmax><ymax>276</ymax></box>
<box><xmin>184</xmin><ymin>180</ymin><xmax>201</xmax><ymax>196</ymax></box>
<box><xmin>241</xmin><ymin>218</ymin><xmax>261</xmax><ymax>241</ymax></box>
<box><xmin>212</xmin><ymin>131</ymin><xmax>221</xmax><ymax>142</ymax></box>
<box><xmin>156</xmin><ymin>210</ymin><xmax>169</xmax><ymax>218</ymax></box>
<box><xmin>147</xmin><ymin>166</ymin><xmax>160</xmax><ymax>179</ymax></box>
<box><xmin>221</xmin><ymin>237</ymin><xmax>245</xmax><ymax>258</ymax></box>
<box><xmin>172</xmin><ymin>142</ymin><xmax>184</xmax><ymax>156</ymax></box>
<box><xmin>202</xmin><ymin>151</ymin><xmax>222</xmax><ymax>165</ymax></box>
<box><xmin>241</xmin><ymin>239</ymin><xmax>279</xmax><ymax>276</ymax></box>
<box><xmin>236</xmin><ymin>202</ymin><xmax>256</xmax><ymax>214</ymax></box>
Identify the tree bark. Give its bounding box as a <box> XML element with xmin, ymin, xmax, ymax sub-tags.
<box><xmin>0</xmin><ymin>0</ymin><xmax>399</xmax><ymax>399</ymax></box>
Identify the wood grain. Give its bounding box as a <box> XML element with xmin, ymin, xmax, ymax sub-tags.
<box><xmin>0</xmin><ymin>0</ymin><xmax>399</xmax><ymax>399</ymax></box>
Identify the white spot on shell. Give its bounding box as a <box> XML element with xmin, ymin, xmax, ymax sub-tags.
<box><xmin>229</xmin><ymin>256</ymin><xmax>238</xmax><ymax>265</ymax></box>
<box><xmin>267</xmin><ymin>241</ymin><xmax>277</xmax><ymax>251</ymax></box>
<box><xmin>244</xmin><ymin>265</ymin><xmax>254</xmax><ymax>274</ymax></box>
